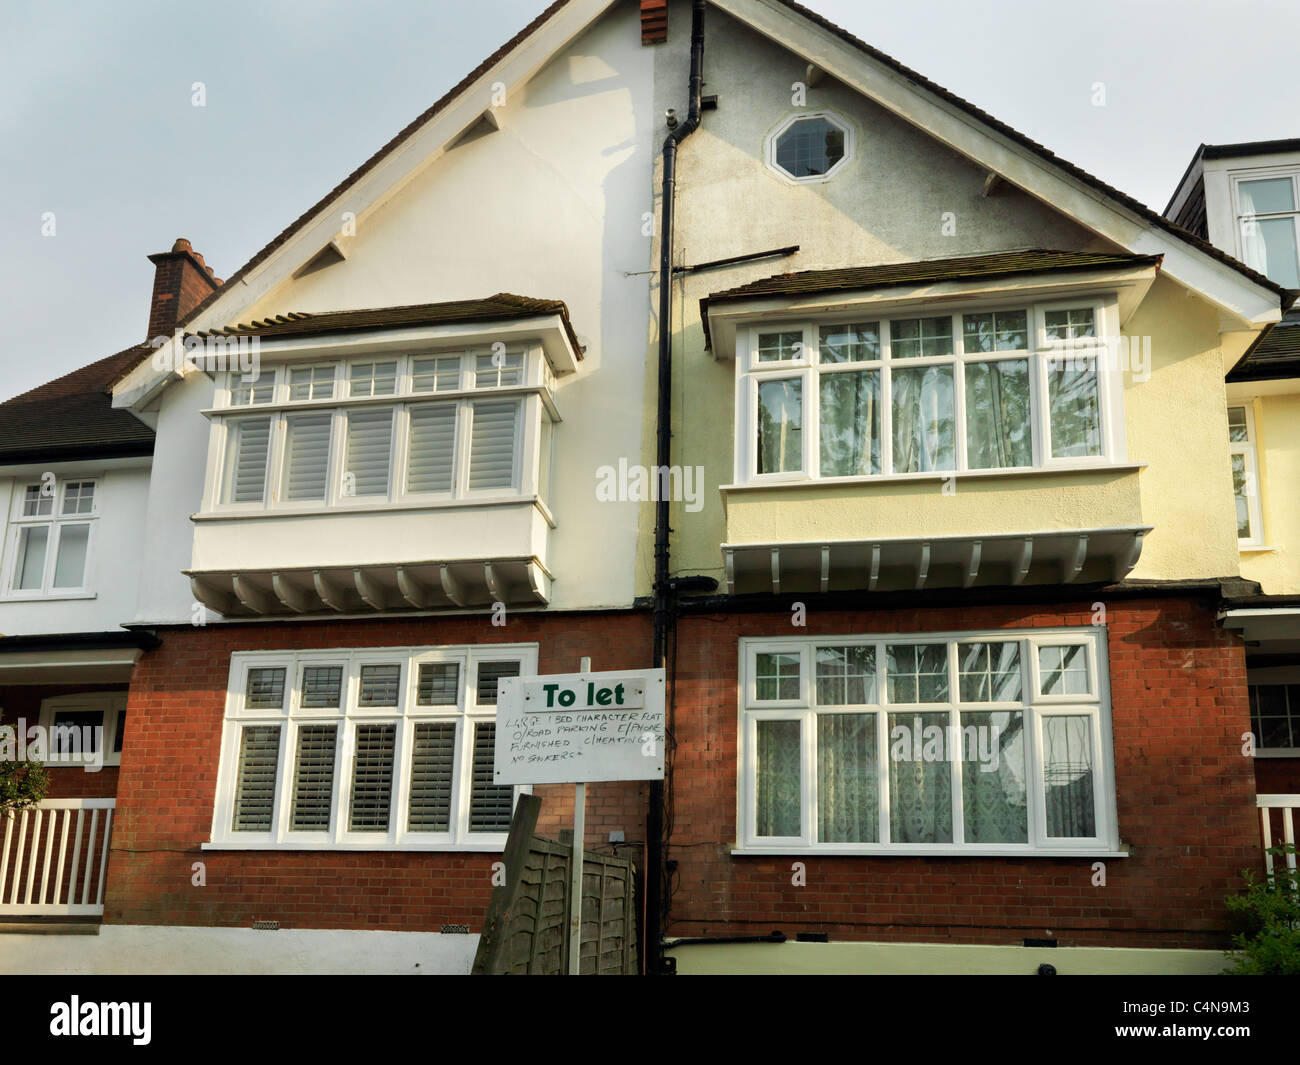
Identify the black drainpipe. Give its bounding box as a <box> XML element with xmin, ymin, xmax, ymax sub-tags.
<box><xmin>648</xmin><ymin>0</ymin><xmax>706</xmax><ymax>976</ymax></box>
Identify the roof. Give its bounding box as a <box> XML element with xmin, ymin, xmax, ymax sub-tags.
<box><xmin>107</xmin><ymin>0</ymin><xmax>1291</xmax><ymax>391</ymax></box>
<box><xmin>192</xmin><ymin>293</ymin><xmax>583</xmax><ymax>356</ymax></box>
<box><xmin>1163</xmin><ymin>138</ymin><xmax>1300</xmax><ymax>220</ymax></box>
<box><xmin>700</xmin><ymin>249</ymin><xmax>1162</xmax><ymax>344</ymax></box>
<box><xmin>0</xmin><ymin>345</ymin><xmax>155</xmax><ymax>465</ymax></box>
<box><xmin>1228</xmin><ymin>310</ymin><xmax>1300</xmax><ymax>382</ymax></box>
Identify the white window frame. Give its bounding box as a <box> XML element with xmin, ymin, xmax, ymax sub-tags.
<box><xmin>736</xmin><ymin>628</ymin><xmax>1120</xmax><ymax>856</ymax></box>
<box><xmin>207</xmin><ymin>643</ymin><xmax>538</xmax><ymax>851</ymax></box>
<box><xmin>764</xmin><ymin>110</ymin><xmax>855</xmax><ymax>186</ymax></box>
<box><xmin>1230</xmin><ymin>166</ymin><xmax>1300</xmax><ymax>288</ymax></box>
<box><xmin>734</xmin><ymin>298</ymin><xmax>1124</xmax><ymax>486</ymax></box>
<box><xmin>37</xmin><ymin>692</ymin><xmax>126</xmax><ymax>768</ymax></box>
<box><xmin>1228</xmin><ymin>402</ymin><xmax>1265</xmax><ymax>549</ymax></box>
<box><xmin>1</xmin><ymin>476</ymin><xmax>100</xmax><ymax>600</ymax></box>
<box><xmin>203</xmin><ymin>348</ymin><xmax>554</xmax><ymax>515</ymax></box>
<box><xmin>1248</xmin><ymin>666</ymin><xmax>1300</xmax><ymax>758</ymax></box>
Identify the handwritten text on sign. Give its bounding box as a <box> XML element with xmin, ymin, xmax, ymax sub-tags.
<box><xmin>494</xmin><ymin>669</ymin><xmax>665</xmax><ymax>785</ymax></box>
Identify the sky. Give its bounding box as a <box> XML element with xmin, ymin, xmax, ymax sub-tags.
<box><xmin>0</xmin><ymin>0</ymin><xmax>1296</xmax><ymax>401</ymax></box>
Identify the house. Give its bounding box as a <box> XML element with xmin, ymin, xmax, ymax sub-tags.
<box><xmin>0</xmin><ymin>0</ymin><xmax>1293</xmax><ymax>975</ymax></box>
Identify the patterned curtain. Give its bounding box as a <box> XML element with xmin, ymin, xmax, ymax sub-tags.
<box><xmin>1043</xmin><ymin>715</ymin><xmax>1096</xmax><ymax>837</ymax></box>
<box><xmin>756</xmin><ymin>719</ymin><xmax>801</xmax><ymax>837</ymax></box>
<box><xmin>817</xmin><ymin>714</ymin><xmax>878</xmax><ymax>842</ymax></box>
<box><xmin>961</xmin><ymin>711</ymin><xmax>1027</xmax><ymax>843</ymax></box>
<box><xmin>888</xmin><ymin>712</ymin><xmax>952</xmax><ymax>843</ymax></box>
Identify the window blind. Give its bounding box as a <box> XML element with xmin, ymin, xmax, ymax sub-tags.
<box><xmin>348</xmin><ymin>723</ymin><xmax>396</xmax><ymax>832</ymax></box>
<box><xmin>416</xmin><ymin>663</ymin><xmax>459</xmax><ymax>705</ymax></box>
<box><xmin>467</xmin><ymin>400</ymin><xmax>519</xmax><ymax>490</ymax></box>
<box><xmin>226</xmin><ymin>417</ymin><xmax>272</xmax><ymax>503</ymax></box>
<box><xmin>344</xmin><ymin>409</ymin><xmax>393</xmax><ymax>497</ymax></box>
<box><xmin>289</xmin><ymin>724</ymin><xmax>337</xmax><ymax>830</ymax></box>
<box><xmin>406</xmin><ymin>403</ymin><xmax>456</xmax><ymax>493</ymax></box>
<box><xmin>300</xmin><ymin>666</ymin><xmax>343</xmax><ymax>708</ymax></box>
<box><xmin>358</xmin><ymin>664</ymin><xmax>400</xmax><ymax>707</ymax></box>
<box><xmin>246</xmin><ymin>667</ymin><xmax>286</xmax><ymax>709</ymax></box>
<box><xmin>407</xmin><ymin>721</ymin><xmax>456</xmax><ymax>831</ymax></box>
<box><xmin>468</xmin><ymin>722</ymin><xmax>513</xmax><ymax>832</ymax></box>
<box><xmin>232</xmin><ymin>725</ymin><xmax>281</xmax><ymax>831</ymax></box>
<box><xmin>282</xmin><ymin>412</ymin><xmax>332</xmax><ymax>501</ymax></box>
<box><xmin>475</xmin><ymin>661</ymin><xmax>520</xmax><ymax>705</ymax></box>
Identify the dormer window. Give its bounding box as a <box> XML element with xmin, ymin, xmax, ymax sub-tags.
<box><xmin>1234</xmin><ymin>170</ymin><xmax>1300</xmax><ymax>289</ymax></box>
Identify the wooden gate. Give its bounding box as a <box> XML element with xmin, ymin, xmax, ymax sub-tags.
<box><xmin>473</xmin><ymin>794</ymin><xmax>638</xmax><ymax>975</ymax></box>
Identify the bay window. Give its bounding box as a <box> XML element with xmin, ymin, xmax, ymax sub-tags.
<box><xmin>211</xmin><ymin>644</ymin><xmax>537</xmax><ymax>849</ymax></box>
<box><xmin>739</xmin><ymin>629</ymin><xmax>1118</xmax><ymax>854</ymax></box>
<box><xmin>4</xmin><ymin>477</ymin><xmax>98</xmax><ymax>597</ymax></box>
<box><xmin>736</xmin><ymin>299</ymin><xmax>1120</xmax><ymax>483</ymax></box>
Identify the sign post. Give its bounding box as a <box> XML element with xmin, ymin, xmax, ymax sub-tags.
<box><xmin>494</xmin><ymin>662</ymin><xmax>666</xmax><ymax>975</ymax></box>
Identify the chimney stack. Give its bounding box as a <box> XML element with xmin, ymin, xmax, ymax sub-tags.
<box><xmin>641</xmin><ymin>0</ymin><xmax>667</xmax><ymax>44</ymax></box>
<box><xmin>146</xmin><ymin>238</ymin><xmax>222</xmax><ymax>340</ymax></box>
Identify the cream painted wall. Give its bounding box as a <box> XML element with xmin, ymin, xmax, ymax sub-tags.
<box><xmin>1241</xmin><ymin>392</ymin><xmax>1300</xmax><ymax>594</ymax></box>
<box><xmin>637</xmin><ymin>4</ymin><xmax>1238</xmax><ymax>594</ymax></box>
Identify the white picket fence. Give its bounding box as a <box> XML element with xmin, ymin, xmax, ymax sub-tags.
<box><xmin>0</xmin><ymin>798</ymin><xmax>115</xmax><ymax>916</ymax></box>
<box><xmin>1257</xmin><ymin>794</ymin><xmax>1300</xmax><ymax>876</ymax></box>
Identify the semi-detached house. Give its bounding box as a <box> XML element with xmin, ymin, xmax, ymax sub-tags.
<box><xmin>0</xmin><ymin>0</ymin><xmax>1295</xmax><ymax>975</ymax></box>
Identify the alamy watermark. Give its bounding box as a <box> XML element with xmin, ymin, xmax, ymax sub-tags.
<box><xmin>890</xmin><ymin>717</ymin><xmax>1004</xmax><ymax>773</ymax></box>
<box><xmin>150</xmin><ymin>329</ymin><xmax>261</xmax><ymax>379</ymax></box>
<box><xmin>596</xmin><ymin>458</ymin><xmax>704</xmax><ymax>513</ymax></box>
<box><xmin>0</xmin><ymin>718</ymin><xmax>104</xmax><ymax>772</ymax></box>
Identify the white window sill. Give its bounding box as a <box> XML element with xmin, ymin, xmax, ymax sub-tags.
<box><xmin>201</xmin><ymin>839</ymin><xmax>507</xmax><ymax>852</ymax></box>
<box><xmin>731</xmin><ymin>846</ymin><xmax>1129</xmax><ymax>858</ymax></box>
<box><xmin>0</xmin><ymin>591</ymin><xmax>97</xmax><ymax>603</ymax></box>
<box><xmin>1239</xmin><ymin>543</ymin><xmax>1279</xmax><ymax>554</ymax></box>
<box><xmin>193</xmin><ymin>495</ymin><xmax>546</xmax><ymax>522</ymax></box>
<box><xmin>722</xmin><ymin>462</ymin><xmax>1146</xmax><ymax>493</ymax></box>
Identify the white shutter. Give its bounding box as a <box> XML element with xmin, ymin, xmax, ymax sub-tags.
<box><xmin>232</xmin><ymin>725</ymin><xmax>281</xmax><ymax>831</ymax></box>
<box><xmin>348</xmin><ymin>723</ymin><xmax>396</xmax><ymax>832</ymax></box>
<box><xmin>289</xmin><ymin>724</ymin><xmax>337</xmax><ymax>831</ymax></box>
<box><xmin>344</xmin><ymin>409</ymin><xmax>393</xmax><ymax>498</ymax></box>
<box><xmin>468</xmin><ymin>722</ymin><xmax>513</xmax><ymax>832</ymax></box>
<box><xmin>282</xmin><ymin>412</ymin><xmax>332</xmax><ymax>501</ymax></box>
<box><xmin>224</xmin><ymin>417</ymin><xmax>271</xmax><ymax>503</ymax></box>
<box><xmin>406</xmin><ymin>404</ymin><xmax>456</xmax><ymax>493</ymax></box>
<box><xmin>407</xmin><ymin>721</ymin><xmax>456</xmax><ymax>831</ymax></box>
<box><xmin>467</xmin><ymin>400</ymin><xmax>519</xmax><ymax>490</ymax></box>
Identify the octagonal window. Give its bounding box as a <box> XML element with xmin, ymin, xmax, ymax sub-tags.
<box><xmin>769</xmin><ymin>113</ymin><xmax>850</xmax><ymax>182</ymax></box>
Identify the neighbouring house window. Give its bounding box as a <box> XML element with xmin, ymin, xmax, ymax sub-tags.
<box><xmin>212</xmin><ymin>645</ymin><xmax>536</xmax><ymax>848</ymax></box>
<box><xmin>738</xmin><ymin>301</ymin><xmax>1116</xmax><ymax>482</ymax></box>
<box><xmin>1235</xmin><ymin>171</ymin><xmax>1300</xmax><ymax>289</ymax></box>
<box><xmin>1228</xmin><ymin>403</ymin><xmax>1264</xmax><ymax>546</ymax></box>
<box><xmin>211</xmin><ymin>350</ymin><xmax>551</xmax><ymax>509</ymax></box>
<box><xmin>767</xmin><ymin>111</ymin><xmax>851</xmax><ymax>182</ymax></box>
<box><xmin>37</xmin><ymin>693</ymin><xmax>127</xmax><ymax>767</ymax></box>
<box><xmin>740</xmin><ymin>630</ymin><xmax>1115</xmax><ymax>852</ymax></box>
<box><xmin>1250</xmin><ymin>683</ymin><xmax>1300</xmax><ymax>752</ymax></box>
<box><xmin>4</xmin><ymin>478</ymin><xmax>98</xmax><ymax>597</ymax></box>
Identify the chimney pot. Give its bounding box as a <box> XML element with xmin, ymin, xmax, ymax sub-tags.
<box><xmin>146</xmin><ymin>238</ymin><xmax>222</xmax><ymax>339</ymax></box>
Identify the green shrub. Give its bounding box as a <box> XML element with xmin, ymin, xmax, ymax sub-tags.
<box><xmin>1225</xmin><ymin>844</ymin><xmax>1300</xmax><ymax>975</ymax></box>
<box><xmin>0</xmin><ymin>758</ymin><xmax>50</xmax><ymax>817</ymax></box>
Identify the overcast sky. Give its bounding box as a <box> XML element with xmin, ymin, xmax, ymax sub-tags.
<box><xmin>1</xmin><ymin>0</ymin><xmax>1295</xmax><ymax>401</ymax></box>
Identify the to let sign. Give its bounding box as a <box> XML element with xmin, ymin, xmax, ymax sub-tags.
<box><xmin>494</xmin><ymin>669</ymin><xmax>665</xmax><ymax>785</ymax></box>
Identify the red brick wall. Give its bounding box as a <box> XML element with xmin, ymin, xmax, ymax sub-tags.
<box><xmin>0</xmin><ymin>685</ymin><xmax>124</xmax><ymax>799</ymax></box>
<box><xmin>665</xmin><ymin>596</ymin><xmax>1259</xmax><ymax>950</ymax></box>
<box><xmin>106</xmin><ymin>613</ymin><xmax>651</xmax><ymax>930</ymax></box>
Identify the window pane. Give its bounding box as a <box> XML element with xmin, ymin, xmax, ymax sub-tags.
<box><xmin>817</xmin><ymin>713</ymin><xmax>878</xmax><ymax>842</ymax></box>
<box><xmin>289</xmin><ymin>725</ymin><xmax>337</xmax><ymax>831</ymax></box>
<box><xmin>888</xmin><ymin>711</ymin><xmax>952</xmax><ymax>842</ymax></box>
<box><xmin>22</xmin><ymin>484</ymin><xmax>52</xmax><ymax>517</ymax></box>
<box><xmin>1250</xmin><ymin>685</ymin><xmax>1295</xmax><ymax>748</ymax></box>
<box><xmin>281</xmin><ymin>412</ymin><xmax>332</xmax><ymax>501</ymax></box>
<box><xmin>757</xmin><ymin>378</ymin><xmax>803</xmax><ymax>473</ymax></box>
<box><xmin>1047</xmin><ymin>359</ymin><xmax>1101</xmax><ymax>458</ymax></box>
<box><xmin>1231</xmin><ymin>454</ymin><xmax>1253</xmax><ymax>539</ymax></box>
<box><xmin>51</xmin><ymin>711</ymin><xmax>103</xmax><ymax>757</ymax></box>
<box><xmin>962</xmin><ymin>310</ymin><xmax>1028</xmax><ymax>352</ymax></box>
<box><xmin>408</xmin><ymin>721</ymin><xmax>456</xmax><ymax>831</ymax></box>
<box><xmin>1038</xmin><ymin>645</ymin><xmax>1090</xmax><ymax>696</ymax></box>
<box><xmin>417</xmin><ymin>662</ymin><xmax>459</xmax><ymax>705</ymax></box>
<box><xmin>958</xmin><ymin>643</ymin><xmax>1022</xmax><ymax>702</ymax></box>
<box><xmin>1239</xmin><ymin>177</ymin><xmax>1296</xmax><ymax>215</ymax></box>
<box><xmin>475</xmin><ymin>661</ymin><xmax>520</xmax><ymax>705</ymax></box>
<box><xmin>348</xmin><ymin>723</ymin><xmax>396</xmax><ymax>831</ymax></box>
<box><xmin>52</xmin><ymin>523</ymin><xmax>89</xmax><ymax>588</ymax></box>
<box><xmin>15</xmin><ymin>525</ymin><xmax>48</xmax><ymax>590</ymax></box>
<box><xmin>289</xmin><ymin>365</ymin><xmax>334</xmax><ymax>401</ymax></box>
<box><xmin>113</xmin><ymin>711</ymin><xmax>125</xmax><ymax>754</ymax></box>
<box><xmin>348</xmin><ymin>361</ymin><xmax>397</xmax><ymax>397</ymax></box>
<box><xmin>467</xmin><ymin>399</ymin><xmax>519</xmax><ymax>490</ymax></box>
<box><xmin>815</xmin><ymin>645</ymin><xmax>875</xmax><ymax>705</ymax></box>
<box><xmin>755</xmin><ymin>652</ymin><xmax>800</xmax><ymax>701</ymax></box>
<box><xmin>960</xmin><ymin>710</ymin><xmax>1027</xmax><ymax>843</ymax></box>
<box><xmin>61</xmin><ymin>481</ymin><xmax>95</xmax><ymax>515</ymax></box>
<box><xmin>1244</xmin><ymin>217</ymin><xmax>1300</xmax><ymax>289</ymax></box>
<box><xmin>468</xmin><ymin>722</ymin><xmax>513</xmax><ymax>832</ymax></box>
<box><xmin>230</xmin><ymin>370</ymin><xmax>274</xmax><ymax>406</ymax></box>
<box><xmin>406</xmin><ymin>403</ymin><xmax>456</xmax><ymax>493</ymax></box>
<box><xmin>300</xmin><ymin>666</ymin><xmax>343</xmax><ymax>708</ymax></box>
<box><xmin>1042</xmin><ymin>715</ymin><xmax>1096</xmax><ymax>837</ymax></box>
<box><xmin>358</xmin><ymin>664</ymin><xmax>400</xmax><ymax>707</ymax></box>
<box><xmin>757</xmin><ymin>331</ymin><xmax>802</xmax><ymax>362</ymax></box>
<box><xmin>411</xmin><ymin>357</ymin><xmax>461</xmax><ymax>393</ymax></box>
<box><xmin>1227</xmin><ymin>406</ymin><xmax>1249</xmax><ymax>443</ymax></box>
<box><xmin>819</xmin><ymin>370</ymin><xmax>880</xmax><ymax>476</ymax></box>
<box><xmin>756</xmin><ymin>719</ymin><xmax>801</xmax><ymax>836</ymax></box>
<box><xmin>773</xmin><ymin>116</ymin><xmax>845</xmax><ymax>178</ymax></box>
<box><xmin>1044</xmin><ymin>308</ymin><xmax>1096</xmax><ymax>342</ymax></box>
<box><xmin>223</xmin><ymin>417</ymin><xmax>271</xmax><ymax>503</ymax></box>
<box><xmin>819</xmin><ymin>323</ymin><xmax>878</xmax><ymax>363</ymax></box>
<box><xmin>344</xmin><ymin>409</ymin><xmax>393</xmax><ymax>497</ymax></box>
<box><xmin>246</xmin><ymin>667</ymin><xmax>286</xmax><ymax>709</ymax></box>
<box><xmin>964</xmin><ymin>359</ymin><xmax>1031</xmax><ymax>469</ymax></box>
<box><xmin>474</xmin><ymin>352</ymin><xmax>523</xmax><ymax>388</ymax></box>
<box><xmin>890</xmin><ymin>316</ymin><xmax>952</xmax><ymax>359</ymax></box>
<box><xmin>890</xmin><ymin>366</ymin><xmax>954</xmax><ymax>472</ymax></box>
<box><xmin>886</xmin><ymin>643</ymin><xmax>949</xmax><ymax>703</ymax></box>
<box><xmin>232</xmin><ymin>725</ymin><xmax>281</xmax><ymax>831</ymax></box>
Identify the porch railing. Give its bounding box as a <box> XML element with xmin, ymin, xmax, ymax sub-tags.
<box><xmin>1257</xmin><ymin>794</ymin><xmax>1300</xmax><ymax>876</ymax></box>
<box><xmin>0</xmin><ymin>798</ymin><xmax>115</xmax><ymax>916</ymax></box>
